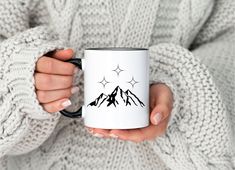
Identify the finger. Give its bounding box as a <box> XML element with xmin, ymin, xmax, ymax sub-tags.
<box><xmin>150</xmin><ymin>104</ymin><xmax>171</xmax><ymax>126</ymax></box>
<box><xmin>35</xmin><ymin>73</ymin><xmax>73</xmax><ymax>90</ymax></box>
<box><xmin>36</xmin><ymin>57</ymin><xmax>77</xmax><ymax>76</ymax></box>
<box><xmin>110</xmin><ymin>121</ymin><xmax>169</xmax><ymax>143</ymax></box>
<box><xmin>42</xmin><ymin>98</ymin><xmax>71</xmax><ymax>113</ymax></box>
<box><xmin>144</xmin><ymin>119</ymin><xmax>169</xmax><ymax>139</ymax></box>
<box><xmin>85</xmin><ymin>127</ymin><xmax>94</xmax><ymax>135</ymax></box>
<box><xmin>150</xmin><ymin>84</ymin><xmax>173</xmax><ymax>125</ymax></box>
<box><xmin>90</xmin><ymin>128</ymin><xmax>111</xmax><ymax>138</ymax></box>
<box><xmin>37</xmin><ymin>86</ymin><xmax>79</xmax><ymax>104</ymax></box>
<box><xmin>110</xmin><ymin>129</ymin><xmax>145</xmax><ymax>143</ymax></box>
<box><xmin>150</xmin><ymin>84</ymin><xmax>173</xmax><ymax>109</ymax></box>
<box><xmin>51</xmin><ymin>49</ymin><xmax>74</xmax><ymax>61</ymax></box>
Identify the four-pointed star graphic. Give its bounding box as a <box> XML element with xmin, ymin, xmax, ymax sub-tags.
<box><xmin>98</xmin><ymin>77</ymin><xmax>110</xmax><ymax>88</ymax></box>
<box><xmin>98</xmin><ymin>65</ymin><xmax>139</xmax><ymax>88</ymax></box>
<box><xmin>127</xmin><ymin>76</ymin><xmax>139</xmax><ymax>88</ymax></box>
<box><xmin>112</xmin><ymin>64</ymin><xmax>124</xmax><ymax>76</ymax></box>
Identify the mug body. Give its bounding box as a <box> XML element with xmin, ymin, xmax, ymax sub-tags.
<box><xmin>83</xmin><ymin>48</ymin><xmax>149</xmax><ymax>129</ymax></box>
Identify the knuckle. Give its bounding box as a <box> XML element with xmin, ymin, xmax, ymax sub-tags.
<box><xmin>66</xmin><ymin>63</ymin><xmax>75</xmax><ymax>74</ymax></box>
<box><xmin>67</xmin><ymin>88</ymin><xmax>73</xmax><ymax>96</ymax></box>
<box><xmin>43</xmin><ymin>74</ymin><xmax>53</xmax><ymax>85</ymax></box>
<box><xmin>45</xmin><ymin>58</ymin><xmax>54</xmax><ymax>73</ymax></box>
<box><xmin>161</xmin><ymin>104</ymin><xmax>171</xmax><ymax>117</ymax></box>
<box><xmin>36</xmin><ymin>57</ymin><xmax>45</xmax><ymax>68</ymax></box>
<box><xmin>158</xmin><ymin>130</ymin><xmax>165</xmax><ymax>137</ymax></box>
<box><xmin>35</xmin><ymin>73</ymin><xmax>52</xmax><ymax>90</ymax></box>
<box><xmin>45</xmin><ymin>104</ymin><xmax>58</xmax><ymax>113</ymax></box>
<box><xmin>37</xmin><ymin>57</ymin><xmax>53</xmax><ymax>72</ymax></box>
<box><xmin>148</xmin><ymin>136</ymin><xmax>157</xmax><ymax>141</ymax></box>
<box><xmin>158</xmin><ymin>125</ymin><xmax>167</xmax><ymax>136</ymax></box>
<box><xmin>37</xmin><ymin>91</ymin><xmax>47</xmax><ymax>103</ymax></box>
<box><xmin>164</xmin><ymin>100</ymin><xmax>173</xmax><ymax>110</ymax></box>
<box><xmin>62</xmin><ymin>89</ymin><xmax>72</xmax><ymax>98</ymax></box>
<box><xmin>34</xmin><ymin>73</ymin><xmax>42</xmax><ymax>89</ymax></box>
<box><xmin>133</xmin><ymin>136</ymin><xmax>145</xmax><ymax>143</ymax></box>
<box><xmin>63</xmin><ymin>76</ymin><xmax>73</xmax><ymax>87</ymax></box>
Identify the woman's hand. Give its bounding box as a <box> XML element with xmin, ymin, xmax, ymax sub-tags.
<box><xmin>87</xmin><ymin>84</ymin><xmax>173</xmax><ymax>142</ymax></box>
<box><xmin>35</xmin><ymin>49</ymin><xmax>79</xmax><ymax>113</ymax></box>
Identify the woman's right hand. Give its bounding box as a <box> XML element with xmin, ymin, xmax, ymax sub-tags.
<box><xmin>35</xmin><ymin>49</ymin><xmax>79</xmax><ymax>113</ymax></box>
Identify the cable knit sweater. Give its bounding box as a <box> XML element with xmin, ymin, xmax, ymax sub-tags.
<box><xmin>0</xmin><ymin>0</ymin><xmax>235</xmax><ymax>169</ymax></box>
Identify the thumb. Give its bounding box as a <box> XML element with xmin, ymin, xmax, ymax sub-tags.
<box><xmin>150</xmin><ymin>104</ymin><xmax>171</xmax><ymax>125</ymax></box>
<box><xmin>150</xmin><ymin>84</ymin><xmax>173</xmax><ymax>125</ymax></box>
<box><xmin>51</xmin><ymin>49</ymin><xmax>74</xmax><ymax>61</ymax></box>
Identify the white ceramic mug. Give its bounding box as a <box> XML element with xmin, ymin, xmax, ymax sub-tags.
<box><xmin>60</xmin><ymin>48</ymin><xmax>149</xmax><ymax>129</ymax></box>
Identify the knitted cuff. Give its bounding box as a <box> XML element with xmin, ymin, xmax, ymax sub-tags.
<box><xmin>0</xmin><ymin>26</ymin><xmax>66</xmax><ymax>156</ymax></box>
<box><xmin>5</xmin><ymin>42</ymin><xmax>64</xmax><ymax>120</ymax></box>
<box><xmin>0</xmin><ymin>41</ymin><xmax>63</xmax><ymax>156</ymax></box>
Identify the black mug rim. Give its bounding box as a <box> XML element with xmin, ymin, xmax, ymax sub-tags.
<box><xmin>85</xmin><ymin>47</ymin><xmax>148</xmax><ymax>51</ymax></box>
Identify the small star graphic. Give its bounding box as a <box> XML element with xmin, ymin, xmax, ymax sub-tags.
<box><xmin>98</xmin><ymin>77</ymin><xmax>110</xmax><ymax>88</ymax></box>
<box><xmin>112</xmin><ymin>65</ymin><xmax>124</xmax><ymax>76</ymax></box>
<box><xmin>127</xmin><ymin>77</ymin><xmax>139</xmax><ymax>88</ymax></box>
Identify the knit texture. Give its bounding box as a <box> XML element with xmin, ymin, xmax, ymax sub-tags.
<box><xmin>0</xmin><ymin>0</ymin><xmax>234</xmax><ymax>169</ymax></box>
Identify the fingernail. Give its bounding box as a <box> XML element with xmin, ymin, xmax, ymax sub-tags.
<box><xmin>74</xmin><ymin>67</ymin><xmax>79</xmax><ymax>74</ymax></box>
<box><xmin>61</xmin><ymin>99</ymin><xmax>72</xmax><ymax>108</ymax></box>
<box><xmin>153</xmin><ymin>113</ymin><xmax>162</xmax><ymax>125</ymax></box>
<box><xmin>109</xmin><ymin>134</ymin><xmax>118</xmax><ymax>138</ymax></box>
<box><xmin>71</xmin><ymin>86</ymin><xmax>79</xmax><ymax>94</ymax></box>
<box><xmin>93</xmin><ymin>133</ymin><xmax>104</xmax><ymax>138</ymax></box>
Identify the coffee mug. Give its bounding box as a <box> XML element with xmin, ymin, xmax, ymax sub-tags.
<box><xmin>60</xmin><ymin>48</ymin><xmax>149</xmax><ymax>129</ymax></box>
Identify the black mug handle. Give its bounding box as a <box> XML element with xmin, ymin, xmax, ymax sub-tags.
<box><xmin>60</xmin><ymin>58</ymin><xmax>83</xmax><ymax>118</ymax></box>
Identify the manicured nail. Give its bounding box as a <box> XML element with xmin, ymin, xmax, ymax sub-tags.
<box><xmin>93</xmin><ymin>133</ymin><xmax>104</xmax><ymax>138</ymax></box>
<box><xmin>71</xmin><ymin>86</ymin><xmax>79</xmax><ymax>94</ymax></box>
<box><xmin>61</xmin><ymin>99</ymin><xmax>72</xmax><ymax>108</ymax></box>
<box><xmin>153</xmin><ymin>113</ymin><xmax>162</xmax><ymax>125</ymax></box>
<box><xmin>109</xmin><ymin>134</ymin><xmax>118</xmax><ymax>138</ymax></box>
<box><xmin>74</xmin><ymin>67</ymin><xmax>79</xmax><ymax>74</ymax></box>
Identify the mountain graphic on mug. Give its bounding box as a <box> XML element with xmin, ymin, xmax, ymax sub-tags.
<box><xmin>88</xmin><ymin>86</ymin><xmax>145</xmax><ymax>108</ymax></box>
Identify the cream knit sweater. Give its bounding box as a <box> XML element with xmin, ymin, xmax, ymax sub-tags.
<box><xmin>0</xmin><ymin>0</ymin><xmax>235</xmax><ymax>169</ymax></box>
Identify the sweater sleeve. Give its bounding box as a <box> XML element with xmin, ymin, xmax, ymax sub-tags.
<box><xmin>148</xmin><ymin>42</ymin><xmax>234</xmax><ymax>169</ymax></box>
<box><xmin>147</xmin><ymin>0</ymin><xmax>235</xmax><ymax>168</ymax></box>
<box><xmin>193</xmin><ymin>0</ymin><xmax>235</xmax><ymax>45</ymax></box>
<box><xmin>0</xmin><ymin>1</ymin><xmax>64</xmax><ymax>157</ymax></box>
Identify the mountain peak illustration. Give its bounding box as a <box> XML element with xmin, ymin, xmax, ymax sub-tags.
<box><xmin>88</xmin><ymin>86</ymin><xmax>145</xmax><ymax>108</ymax></box>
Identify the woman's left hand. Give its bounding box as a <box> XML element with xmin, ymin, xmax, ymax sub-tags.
<box><xmin>86</xmin><ymin>84</ymin><xmax>173</xmax><ymax>142</ymax></box>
